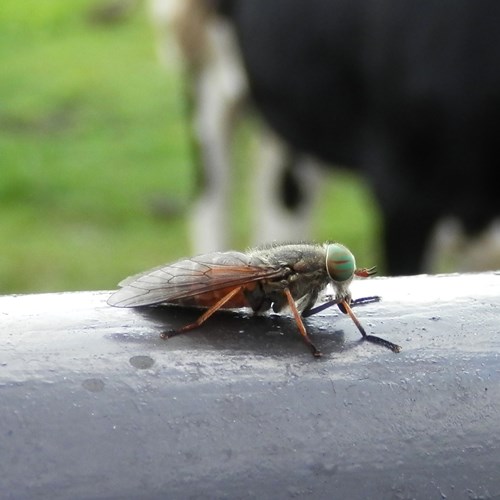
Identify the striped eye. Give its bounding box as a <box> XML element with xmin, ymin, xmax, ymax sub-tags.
<box><xmin>325</xmin><ymin>243</ymin><xmax>356</xmax><ymax>282</ymax></box>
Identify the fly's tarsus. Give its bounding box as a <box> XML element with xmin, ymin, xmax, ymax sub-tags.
<box><xmin>364</xmin><ymin>335</ymin><xmax>402</xmax><ymax>353</ymax></box>
<box><xmin>311</xmin><ymin>345</ymin><xmax>323</xmax><ymax>357</ymax></box>
<box><xmin>160</xmin><ymin>329</ymin><xmax>179</xmax><ymax>340</ymax></box>
<box><xmin>351</xmin><ymin>296</ymin><xmax>381</xmax><ymax>307</ymax></box>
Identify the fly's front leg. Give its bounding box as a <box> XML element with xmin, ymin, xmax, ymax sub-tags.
<box><xmin>351</xmin><ymin>296</ymin><xmax>381</xmax><ymax>307</ymax></box>
<box><xmin>338</xmin><ymin>296</ymin><xmax>381</xmax><ymax>313</ymax></box>
<box><xmin>161</xmin><ymin>287</ymin><xmax>243</xmax><ymax>339</ymax></box>
<box><xmin>302</xmin><ymin>298</ymin><xmax>341</xmax><ymax>317</ymax></box>
<box><xmin>341</xmin><ymin>300</ymin><xmax>401</xmax><ymax>353</ymax></box>
<box><xmin>303</xmin><ymin>296</ymin><xmax>381</xmax><ymax>317</ymax></box>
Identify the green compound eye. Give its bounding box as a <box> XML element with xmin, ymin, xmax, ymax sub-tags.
<box><xmin>326</xmin><ymin>243</ymin><xmax>356</xmax><ymax>282</ymax></box>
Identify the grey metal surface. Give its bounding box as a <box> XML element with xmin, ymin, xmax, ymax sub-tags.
<box><xmin>1</xmin><ymin>273</ymin><xmax>500</xmax><ymax>499</ymax></box>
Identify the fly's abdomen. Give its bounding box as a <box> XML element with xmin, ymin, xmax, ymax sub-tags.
<box><xmin>170</xmin><ymin>282</ymin><xmax>260</xmax><ymax>309</ymax></box>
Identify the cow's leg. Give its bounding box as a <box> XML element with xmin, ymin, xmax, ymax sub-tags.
<box><xmin>188</xmin><ymin>17</ymin><xmax>248</xmax><ymax>253</ymax></box>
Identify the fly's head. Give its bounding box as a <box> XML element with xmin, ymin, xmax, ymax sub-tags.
<box><xmin>325</xmin><ymin>243</ymin><xmax>377</xmax><ymax>303</ymax></box>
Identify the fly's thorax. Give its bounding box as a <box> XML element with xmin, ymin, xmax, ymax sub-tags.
<box><xmin>249</xmin><ymin>243</ymin><xmax>330</xmax><ymax>309</ymax></box>
<box><xmin>253</xmin><ymin>244</ymin><xmax>329</xmax><ymax>289</ymax></box>
<box><xmin>249</xmin><ymin>243</ymin><xmax>326</xmax><ymax>272</ymax></box>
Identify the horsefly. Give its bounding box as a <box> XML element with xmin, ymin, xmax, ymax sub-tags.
<box><xmin>108</xmin><ymin>242</ymin><xmax>401</xmax><ymax>357</ymax></box>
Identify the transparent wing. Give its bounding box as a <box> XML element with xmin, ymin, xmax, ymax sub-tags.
<box><xmin>107</xmin><ymin>251</ymin><xmax>285</xmax><ymax>307</ymax></box>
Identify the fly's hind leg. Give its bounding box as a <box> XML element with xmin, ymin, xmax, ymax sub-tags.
<box><xmin>161</xmin><ymin>287</ymin><xmax>243</xmax><ymax>340</ymax></box>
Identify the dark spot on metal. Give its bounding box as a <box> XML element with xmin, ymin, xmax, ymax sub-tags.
<box><xmin>82</xmin><ymin>378</ymin><xmax>105</xmax><ymax>392</ymax></box>
<box><xmin>129</xmin><ymin>355</ymin><xmax>155</xmax><ymax>369</ymax></box>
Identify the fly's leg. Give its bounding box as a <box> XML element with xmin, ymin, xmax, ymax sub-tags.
<box><xmin>284</xmin><ymin>288</ymin><xmax>322</xmax><ymax>358</ymax></box>
<box><xmin>341</xmin><ymin>300</ymin><xmax>401</xmax><ymax>353</ymax></box>
<box><xmin>303</xmin><ymin>296</ymin><xmax>381</xmax><ymax>317</ymax></box>
<box><xmin>337</xmin><ymin>296</ymin><xmax>381</xmax><ymax>313</ymax></box>
<box><xmin>351</xmin><ymin>296</ymin><xmax>381</xmax><ymax>307</ymax></box>
<box><xmin>301</xmin><ymin>298</ymin><xmax>340</xmax><ymax>317</ymax></box>
<box><xmin>161</xmin><ymin>286</ymin><xmax>243</xmax><ymax>339</ymax></box>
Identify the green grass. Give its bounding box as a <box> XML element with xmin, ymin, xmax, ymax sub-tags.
<box><xmin>0</xmin><ymin>0</ymin><xmax>381</xmax><ymax>294</ymax></box>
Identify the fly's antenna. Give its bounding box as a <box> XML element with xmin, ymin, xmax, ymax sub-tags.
<box><xmin>354</xmin><ymin>266</ymin><xmax>377</xmax><ymax>277</ymax></box>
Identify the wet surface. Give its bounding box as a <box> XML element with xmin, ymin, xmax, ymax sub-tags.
<box><xmin>1</xmin><ymin>273</ymin><xmax>500</xmax><ymax>499</ymax></box>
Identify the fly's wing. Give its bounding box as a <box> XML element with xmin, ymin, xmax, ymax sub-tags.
<box><xmin>107</xmin><ymin>251</ymin><xmax>285</xmax><ymax>307</ymax></box>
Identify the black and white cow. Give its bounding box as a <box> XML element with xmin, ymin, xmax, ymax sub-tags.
<box><xmin>149</xmin><ymin>0</ymin><xmax>323</xmax><ymax>253</ymax></box>
<box><xmin>151</xmin><ymin>0</ymin><xmax>500</xmax><ymax>275</ymax></box>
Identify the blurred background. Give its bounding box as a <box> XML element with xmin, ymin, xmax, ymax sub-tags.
<box><xmin>0</xmin><ymin>0</ymin><xmax>380</xmax><ymax>294</ymax></box>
